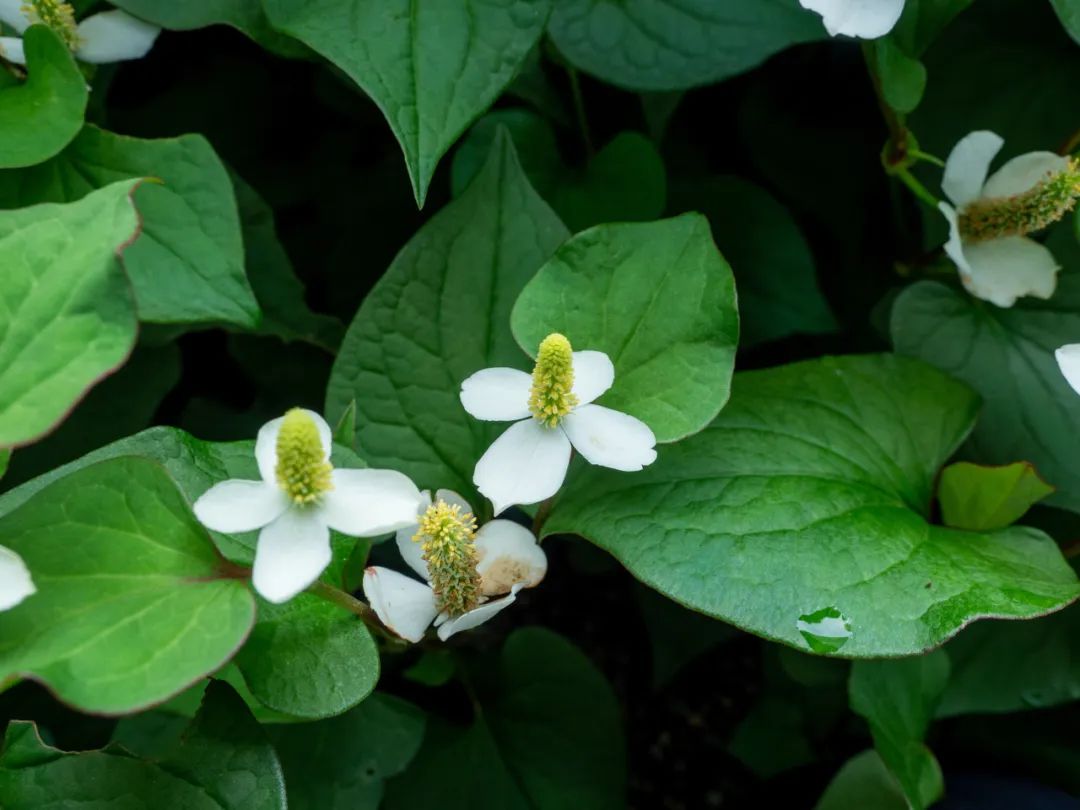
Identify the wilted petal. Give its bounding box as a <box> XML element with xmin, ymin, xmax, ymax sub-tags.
<box><xmin>75</xmin><ymin>10</ymin><xmax>159</xmax><ymax>64</ymax></box>
<box><xmin>474</xmin><ymin>419</ymin><xmax>572</xmax><ymax>515</ymax></box>
<box><xmin>436</xmin><ymin>586</ymin><xmax>522</xmax><ymax>641</ymax></box>
<box><xmin>193</xmin><ymin>480</ymin><xmax>290</xmax><ymax>533</ymax></box>
<box><xmin>942</xmin><ymin>131</ymin><xmax>1004</xmax><ymax>207</ymax></box>
<box><xmin>798</xmin><ymin>0</ymin><xmax>905</xmax><ymax>38</ymax></box>
<box><xmin>562</xmin><ymin>404</ymin><xmax>658</xmax><ymax>471</ymax></box>
<box><xmin>962</xmin><ymin>236</ymin><xmax>1060</xmax><ymax>308</ymax></box>
<box><xmin>981</xmin><ymin>151</ymin><xmax>1073</xmax><ymax>199</ymax></box>
<box><xmin>0</xmin><ymin>0</ymin><xmax>29</xmax><ymax>32</ymax></box>
<box><xmin>320</xmin><ymin>468</ymin><xmax>424</xmax><ymax>536</ymax></box>
<box><xmin>363</xmin><ymin>566</ymin><xmax>438</xmax><ymax>643</ymax></box>
<box><xmin>459</xmin><ymin>367</ymin><xmax>532</xmax><ymax>422</ymax></box>
<box><xmin>252</xmin><ymin>509</ymin><xmax>332</xmax><ymax>604</ymax></box>
<box><xmin>0</xmin><ymin>35</ymin><xmax>25</xmax><ymax>64</ymax></box>
<box><xmin>254</xmin><ymin>408</ymin><xmax>332</xmax><ymax>484</ymax></box>
<box><xmin>0</xmin><ymin>546</ymin><xmax>34</xmax><ymax>611</ymax></box>
<box><xmin>475</xmin><ymin>519</ymin><xmax>546</xmax><ymax>596</ymax></box>
<box><xmin>1055</xmin><ymin>345</ymin><xmax>1080</xmax><ymax>397</ymax></box>
<box><xmin>571</xmin><ymin>351</ymin><xmax>615</xmax><ymax>406</ymax></box>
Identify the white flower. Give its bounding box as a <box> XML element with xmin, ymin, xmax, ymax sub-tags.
<box><xmin>460</xmin><ymin>333</ymin><xmax>657</xmax><ymax>515</ymax></box>
<box><xmin>939</xmin><ymin>131</ymin><xmax>1074</xmax><ymax>308</ymax></box>
<box><xmin>798</xmin><ymin>0</ymin><xmax>905</xmax><ymax>39</ymax></box>
<box><xmin>1056</xmin><ymin>344</ymin><xmax>1080</xmax><ymax>396</ymax></box>
<box><xmin>0</xmin><ymin>0</ymin><xmax>159</xmax><ymax>66</ymax></box>
<box><xmin>363</xmin><ymin>489</ymin><xmax>547</xmax><ymax>642</ymax></box>
<box><xmin>193</xmin><ymin>408</ymin><xmax>424</xmax><ymax>604</ymax></box>
<box><xmin>0</xmin><ymin>545</ymin><xmax>34</xmax><ymax>611</ymax></box>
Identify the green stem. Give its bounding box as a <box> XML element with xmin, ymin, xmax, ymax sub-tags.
<box><xmin>896</xmin><ymin>168</ymin><xmax>940</xmax><ymax>208</ymax></box>
<box><xmin>861</xmin><ymin>42</ymin><xmax>910</xmax><ymax>168</ymax></box>
<box><xmin>566</xmin><ymin>65</ymin><xmax>594</xmax><ymax>157</ymax></box>
<box><xmin>308</xmin><ymin>580</ymin><xmax>394</xmax><ymax>639</ymax></box>
<box><xmin>909</xmin><ymin>149</ymin><xmax>945</xmax><ymax>168</ymax></box>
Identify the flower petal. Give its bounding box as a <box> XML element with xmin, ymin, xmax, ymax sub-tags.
<box><xmin>459</xmin><ymin>367</ymin><xmax>532</xmax><ymax>422</ymax></box>
<box><xmin>435</xmin><ymin>488</ymin><xmax>473</xmax><ymax>514</ymax></box>
<box><xmin>0</xmin><ymin>546</ymin><xmax>34</xmax><ymax>611</ymax></box>
<box><xmin>982</xmin><ymin>151</ymin><xmax>1073</xmax><ymax>199</ymax></box>
<box><xmin>798</xmin><ymin>0</ymin><xmax>904</xmax><ymax>38</ymax></box>
<box><xmin>193</xmin><ymin>480</ymin><xmax>290</xmax><ymax>533</ymax></box>
<box><xmin>363</xmin><ymin>566</ymin><xmax>438</xmax><ymax>643</ymax></box>
<box><xmin>939</xmin><ymin>202</ymin><xmax>973</xmax><ymax>279</ymax></box>
<box><xmin>475</xmin><ymin>519</ymin><xmax>547</xmax><ymax>596</ymax></box>
<box><xmin>0</xmin><ymin>35</ymin><xmax>24</xmax><ymax>65</ymax></box>
<box><xmin>561</xmin><ymin>404</ymin><xmax>658</xmax><ymax>471</ymax></box>
<box><xmin>75</xmin><ymin>10</ymin><xmax>160</xmax><ymax>64</ymax></box>
<box><xmin>1056</xmin><ymin>345</ymin><xmax>1080</xmax><ymax>397</ymax></box>
<box><xmin>252</xmin><ymin>509</ymin><xmax>331</xmax><ymax>604</ymax></box>
<box><xmin>961</xmin><ymin>236</ymin><xmax>1060</xmax><ymax>308</ymax></box>
<box><xmin>320</xmin><ymin>468</ymin><xmax>424</xmax><ymax>536</ymax></box>
<box><xmin>474</xmin><ymin>419</ymin><xmax>572</xmax><ymax>515</ymax></box>
<box><xmin>571</xmin><ymin>351</ymin><xmax>615</xmax><ymax>406</ymax></box>
<box><xmin>0</xmin><ymin>0</ymin><xmax>29</xmax><ymax>32</ymax></box>
<box><xmin>942</xmin><ymin>130</ymin><xmax>1004</xmax><ymax>207</ymax></box>
<box><xmin>436</xmin><ymin>586</ymin><xmax>522</xmax><ymax>641</ymax></box>
<box><xmin>395</xmin><ymin>490</ymin><xmax>432</xmax><ymax>580</ymax></box>
<box><xmin>254</xmin><ymin>408</ymin><xmax>332</xmax><ymax>484</ymax></box>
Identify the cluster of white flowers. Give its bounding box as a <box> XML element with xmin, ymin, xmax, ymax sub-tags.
<box><xmin>0</xmin><ymin>0</ymin><xmax>158</xmax><ymax>66</ymax></box>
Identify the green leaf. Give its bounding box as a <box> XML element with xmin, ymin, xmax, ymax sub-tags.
<box><xmin>849</xmin><ymin>653</ymin><xmax>949</xmax><ymax>809</ymax></box>
<box><xmin>385</xmin><ymin>628</ymin><xmax>625</xmax><ymax>810</ymax></box>
<box><xmin>938</xmin><ymin>461</ymin><xmax>1055</xmax><ymax>531</ymax></box>
<box><xmin>0</xmin><ymin>179</ymin><xmax>141</xmax><ymax>448</ymax></box>
<box><xmin>262</xmin><ymin>0</ymin><xmax>550</xmax><ymax>206</ymax></box>
<box><xmin>547</xmin><ymin>0</ymin><xmax>823</xmax><ymax>91</ymax></box>
<box><xmin>814</xmin><ymin>750</ymin><xmax>909</xmax><ymax>810</ymax></box>
<box><xmin>452</xmin><ymin>110</ymin><xmax>667</xmax><ymax>232</ymax></box>
<box><xmin>1051</xmin><ymin>0</ymin><xmax>1080</xmax><ymax>43</ymax></box>
<box><xmin>542</xmin><ymin>354</ymin><xmax>1080</xmax><ymax>657</ymax></box>
<box><xmin>0</xmin><ymin>27</ymin><xmax>87</xmax><ymax>169</ymax></box>
<box><xmin>890</xmin><ymin>0</ymin><xmax>975</xmax><ymax>56</ymax></box>
<box><xmin>268</xmin><ymin>693</ymin><xmax>425</xmax><ymax>810</ymax></box>
<box><xmin>874</xmin><ymin>38</ymin><xmax>927</xmax><ymax>114</ymax></box>
<box><xmin>0</xmin><ymin>457</ymin><xmax>256</xmax><ymax>714</ymax></box>
<box><xmin>636</xmin><ymin>585</ymin><xmax>738</xmax><ymax>688</ymax></box>
<box><xmin>668</xmin><ymin>175</ymin><xmax>837</xmax><ymax>348</ymax></box>
<box><xmin>891</xmin><ymin>278</ymin><xmax>1080</xmax><ymax>513</ymax></box>
<box><xmin>0</xmin><ymin>125</ymin><xmax>261</xmax><ymax>328</ymax></box>
<box><xmin>326</xmin><ymin>131</ymin><xmax>568</xmax><ymax>500</ymax></box>
<box><xmin>511</xmin><ymin>213</ymin><xmax>738</xmax><ymax>443</ymax></box>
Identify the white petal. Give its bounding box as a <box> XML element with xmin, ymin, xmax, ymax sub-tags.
<box><xmin>459</xmin><ymin>367</ymin><xmax>532</xmax><ymax>422</ymax></box>
<box><xmin>254</xmin><ymin>408</ymin><xmax>332</xmax><ymax>484</ymax></box>
<box><xmin>0</xmin><ymin>35</ymin><xmax>23</xmax><ymax>65</ymax></box>
<box><xmin>561</xmin><ymin>404</ymin><xmax>658</xmax><ymax>472</ymax></box>
<box><xmin>320</xmin><ymin>468</ymin><xmax>424</xmax><ymax>537</ymax></box>
<box><xmin>939</xmin><ymin>202</ymin><xmax>974</xmax><ymax>279</ymax></box>
<box><xmin>571</xmin><ymin>351</ymin><xmax>615</xmax><ymax>406</ymax></box>
<box><xmin>798</xmin><ymin>0</ymin><xmax>905</xmax><ymax>38</ymax></box>
<box><xmin>982</xmin><ymin>152</ymin><xmax>1073</xmax><ymax>199</ymax></box>
<box><xmin>961</xmin><ymin>236</ymin><xmax>1060</xmax><ymax>308</ymax></box>
<box><xmin>252</xmin><ymin>509</ymin><xmax>331</xmax><ymax>604</ymax></box>
<box><xmin>0</xmin><ymin>546</ymin><xmax>34</xmax><ymax>611</ymax></box>
<box><xmin>0</xmin><ymin>0</ymin><xmax>29</xmax><ymax>33</ymax></box>
<box><xmin>474</xmin><ymin>419</ymin><xmax>572</xmax><ymax>515</ymax></box>
<box><xmin>435</xmin><ymin>488</ymin><xmax>473</xmax><ymax>514</ymax></box>
<box><xmin>437</xmin><ymin>586</ymin><xmax>522</xmax><ymax>641</ymax></box>
<box><xmin>475</xmin><ymin>520</ymin><xmax>547</xmax><ymax>596</ymax></box>
<box><xmin>942</xmin><ymin>131</ymin><xmax>1004</xmax><ymax>207</ymax></box>
<box><xmin>1056</xmin><ymin>345</ymin><xmax>1080</xmax><ymax>397</ymax></box>
<box><xmin>362</xmin><ymin>566</ymin><xmax>438</xmax><ymax>643</ymax></box>
<box><xmin>193</xmin><ymin>480</ymin><xmax>290</xmax><ymax>533</ymax></box>
<box><xmin>74</xmin><ymin>10</ymin><xmax>159</xmax><ymax>64</ymax></box>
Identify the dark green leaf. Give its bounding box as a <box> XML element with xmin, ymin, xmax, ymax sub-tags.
<box><xmin>815</xmin><ymin>750</ymin><xmax>908</xmax><ymax>810</ymax></box>
<box><xmin>938</xmin><ymin>461</ymin><xmax>1055</xmax><ymax>531</ymax></box>
<box><xmin>1051</xmin><ymin>0</ymin><xmax>1080</xmax><ymax>43</ymax></box>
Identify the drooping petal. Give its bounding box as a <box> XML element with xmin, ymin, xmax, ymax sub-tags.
<box><xmin>436</xmin><ymin>586</ymin><xmax>522</xmax><ymax>641</ymax></box>
<box><xmin>475</xmin><ymin>519</ymin><xmax>547</xmax><ymax>596</ymax></box>
<box><xmin>981</xmin><ymin>151</ymin><xmax>1073</xmax><ymax>199</ymax></box>
<box><xmin>254</xmin><ymin>408</ymin><xmax>332</xmax><ymax>484</ymax></box>
<box><xmin>797</xmin><ymin>0</ymin><xmax>905</xmax><ymax>38</ymax></box>
<box><xmin>0</xmin><ymin>546</ymin><xmax>34</xmax><ymax>611</ymax></box>
<box><xmin>939</xmin><ymin>202</ymin><xmax>974</xmax><ymax>279</ymax></box>
<box><xmin>363</xmin><ymin>566</ymin><xmax>438</xmax><ymax>643</ymax></box>
<box><xmin>474</xmin><ymin>419</ymin><xmax>572</xmax><ymax>515</ymax></box>
<box><xmin>0</xmin><ymin>35</ymin><xmax>24</xmax><ymax>65</ymax></box>
<box><xmin>320</xmin><ymin>468</ymin><xmax>424</xmax><ymax>537</ymax></box>
<box><xmin>252</xmin><ymin>509</ymin><xmax>332</xmax><ymax>604</ymax></box>
<box><xmin>571</xmin><ymin>350</ymin><xmax>615</xmax><ymax>406</ymax></box>
<box><xmin>561</xmin><ymin>404</ymin><xmax>658</xmax><ymax>472</ymax></box>
<box><xmin>1055</xmin><ymin>345</ymin><xmax>1080</xmax><ymax>397</ymax></box>
<box><xmin>942</xmin><ymin>130</ymin><xmax>1004</xmax><ymax>207</ymax></box>
<box><xmin>193</xmin><ymin>480</ymin><xmax>290</xmax><ymax>533</ymax></box>
<box><xmin>459</xmin><ymin>367</ymin><xmax>532</xmax><ymax>422</ymax></box>
<box><xmin>961</xmin><ymin>236</ymin><xmax>1060</xmax><ymax>308</ymax></box>
<box><xmin>74</xmin><ymin>10</ymin><xmax>159</xmax><ymax>64</ymax></box>
<box><xmin>0</xmin><ymin>0</ymin><xmax>29</xmax><ymax>32</ymax></box>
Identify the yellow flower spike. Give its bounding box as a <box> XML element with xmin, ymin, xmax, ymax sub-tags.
<box><xmin>528</xmin><ymin>333</ymin><xmax>578</xmax><ymax>428</ymax></box>
<box><xmin>22</xmin><ymin>0</ymin><xmax>80</xmax><ymax>50</ymax></box>
<box><xmin>960</xmin><ymin>159</ymin><xmax>1080</xmax><ymax>242</ymax></box>
<box><xmin>414</xmin><ymin>500</ymin><xmax>481</xmax><ymax>617</ymax></box>
<box><xmin>275</xmin><ymin>408</ymin><xmax>333</xmax><ymax>505</ymax></box>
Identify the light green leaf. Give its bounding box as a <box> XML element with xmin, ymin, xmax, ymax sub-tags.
<box><xmin>268</xmin><ymin>693</ymin><xmax>425</xmax><ymax>810</ymax></box>
<box><xmin>891</xmin><ymin>278</ymin><xmax>1080</xmax><ymax>513</ymax></box>
<box><xmin>384</xmin><ymin>628</ymin><xmax>625</xmax><ymax>810</ymax></box>
<box><xmin>0</xmin><ymin>125</ymin><xmax>261</xmax><ymax>328</ymax></box>
<box><xmin>1051</xmin><ymin>0</ymin><xmax>1080</xmax><ymax>43</ymax></box>
<box><xmin>326</xmin><ymin>131</ymin><xmax>568</xmax><ymax>501</ymax></box>
<box><xmin>0</xmin><ymin>179</ymin><xmax>141</xmax><ymax>448</ymax></box>
<box><xmin>511</xmin><ymin>213</ymin><xmax>738</xmax><ymax>443</ymax></box>
<box><xmin>0</xmin><ymin>27</ymin><xmax>87</xmax><ymax>169</ymax></box>
<box><xmin>938</xmin><ymin>461</ymin><xmax>1055</xmax><ymax>531</ymax></box>
<box><xmin>543</xmin><ymin>354</ymin><xmax>1080</xmax><ymax>657</ymax></box>
<box><xmin>849</xmin><ymin>653</ymin><xmax>950</xmax><ymax>809</ymax></box>
<box><xmin>874</xmin><ymin>38</ymin><xmax>927</xmax><ymax>114</ymax></box>
<box><xmin>262</xmin><ymin>0</ymin><xmax>550</xmax><ymax>206</ymax></box>
<box><xmin>0</xmin><ymin>457</ymin><xmax>256</xmax><ymax>714</ymax></box>
<box><xmin>815</xmin><ymin>750</ymin><xmax>909</xmax><ymax>810</ymax></box>
<box><xmin>547</xmin><ymin>0</ymin><xmax>822</xmax><ymax>91</ymax></box>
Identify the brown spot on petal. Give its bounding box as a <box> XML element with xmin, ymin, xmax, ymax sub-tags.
<box><xmin>481</xmin><ymin>555</ymin><xmax>543</xmax><ymax>596</ymax></box>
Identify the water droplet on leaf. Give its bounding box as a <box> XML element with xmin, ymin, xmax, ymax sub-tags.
<box><xmin>796</xmin><ymin>606</ymin><xmax>852</xmax><ymax>654</ymax></box>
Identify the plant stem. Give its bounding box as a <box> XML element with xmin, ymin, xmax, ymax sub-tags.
<box><xmin>307</xmin><ymin>580</ymin><xmax>392</xmax><ymax>638</ymax></box>
<box><xmin>861</xmin><ymin>42</ymin><xmax>911</xmax><ymax>169</ymax></box>
<box><xmin>567</xmin><ymin>65</ymin><xmax>594</xmax><ymax>157</ymax></box>
<box><xmin>896</xmin><ymin>168</ymin><xmax>940</xmax><ymax>208</ymax></box>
